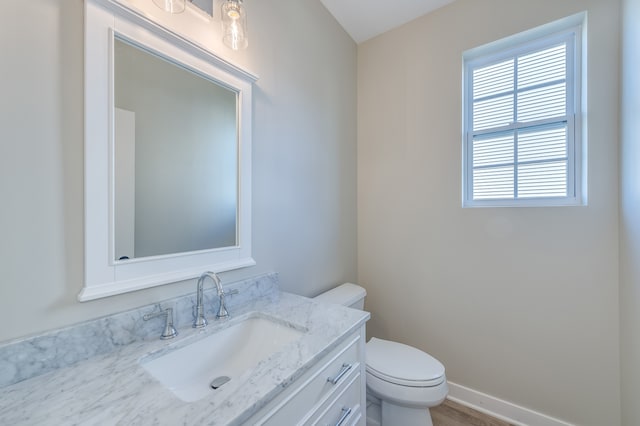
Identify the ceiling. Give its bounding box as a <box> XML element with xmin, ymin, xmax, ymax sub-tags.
<box><xmin>319</xmin><ymin>0</ymin><xmax>456</xmax><ymax>44</ymax></box>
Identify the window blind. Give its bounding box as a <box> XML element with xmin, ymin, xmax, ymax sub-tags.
<box><xmin>465</xmin><ymin>32</ymin><xmax>578</xmax><ymax>205</ymax></box>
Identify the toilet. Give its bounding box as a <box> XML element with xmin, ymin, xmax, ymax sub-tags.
<box><xmin>314</xmin><ymin>283</ymin><xmax>448</xmax><ymax>426</ymax></box>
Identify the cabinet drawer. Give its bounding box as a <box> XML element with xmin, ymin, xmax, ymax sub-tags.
<box><xmin>309</xmin><ymin>372</ymin><xmax>362</xmax><ymax>426</ymax></box>
<box><xmin>257</xmin><ymin>334</ymin><xmax>361</xmax><ymax>426</ymax></box>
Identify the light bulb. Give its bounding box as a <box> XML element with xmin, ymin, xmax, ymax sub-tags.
<box><xmin>221</xmin><ymin>0</ymin><xmax>248</xmax><ymax>50</ymax></box>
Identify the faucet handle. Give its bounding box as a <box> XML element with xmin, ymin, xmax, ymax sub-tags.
<box><xmin>216</xmin><ymin>301</ymin><xmax>230</xmax><ymax>319</ymax></box>
<box><xmin>143</xmin><ymin>307</ymin><xmax>178</xmax><ymax>340</ymax></box>
<box><xmin>216</xmin><ymin>288</ymin><xmax>238</xmax><ymax>319</ymax></box>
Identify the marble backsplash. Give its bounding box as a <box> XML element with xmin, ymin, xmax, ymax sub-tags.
<box><xmin>0</xmin><ymin>272</ymin><xmax>279</xmax><ymax>388</ymax></box>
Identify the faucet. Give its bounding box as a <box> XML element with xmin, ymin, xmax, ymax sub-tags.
<box><xmin>193</xmin><ymin>271</ymin><xmax>236</xmax><ymax>328</ymax></box>
<box><xmin>143</xmin><ymin>306</ymin><xmax>178</xmax><ymax>340</ymax></box>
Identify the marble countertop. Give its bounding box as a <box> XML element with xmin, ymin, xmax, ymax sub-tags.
<box><xmin>0</xmin><ymin>291</ymin><xmax>369</xmax><ymax>425</ymax></box>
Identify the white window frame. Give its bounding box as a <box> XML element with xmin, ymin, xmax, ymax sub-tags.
<box><xmin>462</xmin><ymin>13</ymin><xmax>586</xmax><ymax>208</ymax></box>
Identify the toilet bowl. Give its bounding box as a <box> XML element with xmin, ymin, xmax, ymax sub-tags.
<box><xmin>314</xmin><ymin>283</ymin><xmax>448</xmax><ymax>426</ymax></box>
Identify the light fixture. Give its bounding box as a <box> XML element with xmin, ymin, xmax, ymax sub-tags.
<box><xmin>221</xmin><ymin>0</ymin><xmax>248</xmax><ymax>50</ymax></box>
<box><xmin>152</xmin><ymin>0</ymin><xmax>186</xmax><ymax>14</ymax></box>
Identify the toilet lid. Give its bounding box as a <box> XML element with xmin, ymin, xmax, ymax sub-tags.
<box><xmin>366</xmin><ymin>337</ymin><xmax>445</xmax><ymax>387</ymax></box>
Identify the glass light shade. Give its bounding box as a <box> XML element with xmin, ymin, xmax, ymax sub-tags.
<box><xmin>221</xmin><ymin>0</ymin><xmax>248</xmax><ymax>50</ymax></box>
<box><xmin>152</xmin><ymin>0</ymin><xmax>186</xmax><ymax>14</ymax></box>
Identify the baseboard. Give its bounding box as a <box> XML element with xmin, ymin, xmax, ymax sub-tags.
<box><xmin>447</xmin><ymin>381</ymin><xmax>574</xmax><ymax>426</ymax></box>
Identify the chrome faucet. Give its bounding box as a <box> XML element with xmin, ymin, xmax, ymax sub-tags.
<box><xmin>143</xmin><ymin>306</ymin><xmax>178</xmax><ymax>340</ymax></box>
<box><xmin>193</xmin><ymin>271</ymin><xmax>236</xmax><ymax>328</ymax></box>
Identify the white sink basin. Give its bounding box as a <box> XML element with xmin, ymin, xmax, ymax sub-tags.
<box><xmin>140</xmin><ymin>314</ymin><xmax>305</xmax><ymax>402</ymax></box>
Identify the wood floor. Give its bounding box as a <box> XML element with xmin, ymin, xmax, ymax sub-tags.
<box><xmin>431</xmin><ymin>399</ymin><xmax>516</xmax><ymax>426</ymax></box>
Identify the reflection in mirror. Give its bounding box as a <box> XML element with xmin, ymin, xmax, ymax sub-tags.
<box><xmin>113</xmin><ymin>38</ymin><xmax>238</xmax><ymax>261</ymax></box>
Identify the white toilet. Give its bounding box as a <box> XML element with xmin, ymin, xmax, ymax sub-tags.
<box><xmin>314</xmin><ymin>283</ymin><xmax>448</xmax><ymax>426</ymax></box>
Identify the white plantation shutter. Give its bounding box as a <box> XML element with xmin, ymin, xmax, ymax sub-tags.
<box><xmin>463</xmin><ymin>27</ymin><xmax>583</xmax><ymax>207</ymax></box>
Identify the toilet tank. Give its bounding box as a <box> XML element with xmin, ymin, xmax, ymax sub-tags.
<box><xmin>314</xmin><ymin>283</ymin><xmax>366</xmax><ymax>310</ymax></box>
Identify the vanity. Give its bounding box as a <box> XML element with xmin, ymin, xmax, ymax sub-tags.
<box><xmin>0</xmin><ymin>274</ymin><xmax>369</xmax><ymax>425</ymax></box>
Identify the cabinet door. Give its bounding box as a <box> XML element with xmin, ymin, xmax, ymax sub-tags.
<box><xmin>307</xmin><ymin>372</ymin><xmax>363</xmax><ymax>426</ymax></box>
<box><xmin>249</xmin><ymin>324</ymin><xmax>367</xmax><ymax>426</ymax></box>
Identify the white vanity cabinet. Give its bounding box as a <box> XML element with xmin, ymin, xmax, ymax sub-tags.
<box><xmin>248</xmin><ymin>325</ymin><xmax>367</xmax><ymax>426</ymax></box>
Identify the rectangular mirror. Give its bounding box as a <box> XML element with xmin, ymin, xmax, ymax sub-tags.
<box><xmin>81</xmin><ymin>0</ymin><xmax>257</xmax><ymax>301</ymax></box>
<box><xmin>114</xmin><ymin>38</ymin><xmax>238</xmax><ymax>261</ymax></box>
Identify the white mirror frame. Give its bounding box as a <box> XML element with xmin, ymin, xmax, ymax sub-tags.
<box><xmin>80</xmin><ymin>0</ymin><xmax>257</xmax><ymax>301</ymax></box>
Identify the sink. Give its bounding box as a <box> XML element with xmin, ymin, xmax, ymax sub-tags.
<box><xmin>140</xmin><ymin>314</ymin><xmax>305</xmax><ymax>402</ymax></box>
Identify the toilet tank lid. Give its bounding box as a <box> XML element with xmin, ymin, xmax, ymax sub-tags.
<box><xmin>314</xmin><ymin>283</ymin><xmax>366</xmax><ymax>307</ymax></box>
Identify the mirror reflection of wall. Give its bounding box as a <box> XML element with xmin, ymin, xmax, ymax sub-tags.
<box><xmin>114</xmin><ymin>38</ymin><xmax>238</xmax><ymax>261</ymax></box>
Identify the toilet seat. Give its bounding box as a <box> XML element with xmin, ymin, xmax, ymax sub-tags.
<box><xmin>366</xmin><ymin>338</ymin><xmax>445</xmax><ymax>387</ymax></box>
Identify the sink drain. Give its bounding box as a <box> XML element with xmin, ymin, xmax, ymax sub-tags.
<box><xmin>210</xmin><ymin>376</ymin><xmax>231</xmax><ymax>390</ymax></box>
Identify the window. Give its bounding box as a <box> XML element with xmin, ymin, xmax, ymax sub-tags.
<box><xmin>463</xmin><ymin>16</ymin><xmax>585</xmax><ymax>207</ymax></box>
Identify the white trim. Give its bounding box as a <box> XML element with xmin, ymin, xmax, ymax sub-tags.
<box><xmin>447</xmin><ymin>381</ymin><xmax>575</xmax><ymax>426</ymax></box>
<box><xmin>78</xmin><ymin>258</ymin><xmax>255</xmax><ymax>301</ymax></box>
<box><xmin>463</xmin><ymin>12</ymin><xmax>586</xmax><ymax>62</ymax></box>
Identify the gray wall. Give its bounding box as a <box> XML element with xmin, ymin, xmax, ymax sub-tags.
<box><xmin>620</xmin><ymin>0</ymin><xmax>640</xmax><ymax>424</ymax></box>
<box><xmin>357</xmin><ymin>1</ymin><xmax>620</xmax><ymax>424</ymax></box>
<box><xmin>0</xmin><ymin>0</ymin><xmax>357</xmax><ymax>342</ymax></box>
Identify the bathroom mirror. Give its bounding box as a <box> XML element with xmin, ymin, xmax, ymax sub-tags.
<box><xmin>113</xmin><ymin>38</ymin><xmax>238</xmax><ymax>260</ymax></box>
<box><xmin>81</xmin><ymin>0</ymin><xmax>257</xmax><ymax>301</ymax></box>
